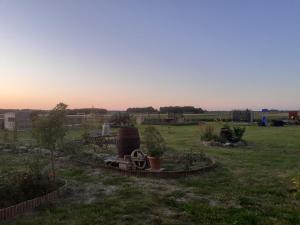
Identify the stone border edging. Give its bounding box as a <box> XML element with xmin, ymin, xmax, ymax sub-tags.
<box><xmin>0</xmin><ymin>180</ymin><xmax>67</xmax><ymax>220</ymax></box>
<box><xmin>73</xmin><ymin>157</ymin><xmax>216</xmax><ymax>179</ymax></box>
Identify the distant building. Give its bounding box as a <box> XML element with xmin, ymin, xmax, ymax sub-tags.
<box><xmin>65</xmin><ymin>114</ymin><xmax>109</xmax><ymax>128</ymax></box>
<box><xmin>1</xmin><ymin>110</ymin><xmax>109</xmax><ymax>131</ymax></box>
<box><xmin>66</xmin><ymin>114</ymin><xmax>86</xmax><ymax>128</ymax></box>
<box><xmin>0</xmin><ymin>114</ymin><xmax>4</xmax><ymax>129</ymax></box>
<box><xmin>3</xmin><ymin>111</ymin><xmax>32</xmax><ymax>131</ymax></box>
<box><xmin>4</xmin><ymin>112</ymin><xmax>16</xmax><ymax>131</ymax></box>
<box><xmin>15</xmin><ymin>111</ymin><xmax>32</xmax><ymax>130</ymax></box>
<box><xmin>232</xmin><ymin>110</ymin><xmax>253</xmax><ymax>122</ymax></box>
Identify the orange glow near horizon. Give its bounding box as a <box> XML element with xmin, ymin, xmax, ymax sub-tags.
<box><xmin>0</xmin><ymin>94</ymin><xmax>289</xmax><ymax>111</ymax></box>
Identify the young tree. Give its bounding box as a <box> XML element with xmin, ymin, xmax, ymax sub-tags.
<box><xmin>12</xmin><ymin>125</ymin><xmax>18</xmax><ymax>145</ymax></box>
<box><xmin>32</xmin><ymin>103</ymin><xmax>68</xmax><ymax>180</ymax></box>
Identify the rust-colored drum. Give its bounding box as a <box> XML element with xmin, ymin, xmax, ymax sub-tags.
<box><xmin>117</xmin><ymin>127</ymin><xmax>140</xmax><ymax>158</ymax></box>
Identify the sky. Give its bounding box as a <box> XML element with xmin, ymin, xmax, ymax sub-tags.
<box><xmin>0</xmin><ymin>0</ymin><xmax>300</xmax><ymax>110</ymax></box>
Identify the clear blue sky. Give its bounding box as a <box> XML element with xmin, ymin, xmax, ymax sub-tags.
<box><xmin>0</xmin><ymin>0</ymin><xmax>299</xmax><ymax>110</ymax></box>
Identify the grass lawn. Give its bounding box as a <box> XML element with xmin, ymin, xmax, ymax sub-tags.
<box><xmin>139</xmin><ymin>111</ymin><xmax>289</xmax><ymax>121</ymax></box>
<box><xmin>0</xmin><ymin>123</ymin><xmax>300</xmax><ymax>225</ymax></box>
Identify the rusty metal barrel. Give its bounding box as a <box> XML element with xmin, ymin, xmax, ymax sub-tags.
<box><xmin>117</xmin><ymin>127</ymin><xmax>140</xmax><ymax>158</ymax></box>
<box><xmin>220</xmin><ymin>128</ymin><xmax>232</xmax><ymax>142</ymax></box>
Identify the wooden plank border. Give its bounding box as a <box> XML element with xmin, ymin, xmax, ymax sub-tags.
<box><xmin>0</xmin><ymin>181</ymin><xmax>66</xmax><ymax>220</ymax></box>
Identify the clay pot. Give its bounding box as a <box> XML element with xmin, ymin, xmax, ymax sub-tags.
<box><xmin>148</xmin><ymin>156</ymin><xmax>161</xmax><ymax>170</ymax></box>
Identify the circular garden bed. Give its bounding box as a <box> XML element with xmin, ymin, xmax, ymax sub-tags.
<box><xmin>72</xmin><ymin>151</ymin><xmax>216</xmax><ymax>179</ymax></box>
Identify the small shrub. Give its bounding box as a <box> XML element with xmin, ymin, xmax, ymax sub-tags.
<box><xmin>143</xmin><ymin>126</ymin><xmax>166</xmax><ymax>158</ymax></box>
<box><xmin>200</xmin><ymin>125</ymin><xmax>218</xmax><ymax>142</ymax></box>
<box><xmin>233</xmin><ymin>126</ymin><xmax>246</xmax><ymax>142</ymax></box>
<box><xmin>62</xmin><ymin>141</ymin><xmax>83</xmax><ymax>155</ymax></box>
<box><xmin>82</xmin><ymin>130</ymin><xmax>90</xmax><ymax>144</ymax></box>
<box><xmin>28</xmin><ymin>156</ymin><xmax>45</xmax><ymax>179</ymax></box>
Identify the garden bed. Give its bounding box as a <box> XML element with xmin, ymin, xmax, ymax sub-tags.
<box><xmin>0</xmin><ymin>153</ymin><xmax>66</xmax><ymax>220</ymax></box>
<box><xmin>0</xmin><ymin>179</ymin><xmax>66</xmax><ymax>220</ymax></box>
<box><xmin>0</xmin><ymin>170</ymin><xmax>64</xmax><ymax>209</ymax></box>
<box><xmin>72</xmin><ymin>154</ymin><xmax>216</xmax><ymax>179</ymax></box>
<box><xmin>200</xmin><ymin>124</ymin><xmax>247</xmax><ymax>148</ymax></box>
<box><xmin>202</xmin><ymin>140</ymin><xmax>247</xmax><ymax>148</ymax></box>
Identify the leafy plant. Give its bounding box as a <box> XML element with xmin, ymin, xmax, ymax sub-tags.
<box><xmin>82</xmin><ymin>130</ymin><xmax>90</xmax><ymax>144</ymax></box>
<box><xmin>143</xmin><ymin>126</ymin><xmax>166</xmax><ymax>158</ymax></box>
<box><xmin>62</xmin><ymin>141</ymin><xmax>83</xmax><ymax>155</ymax></box>
<box><xmin>28</xmin><ymin>155</ymin><xmax>44</xmax><ymax>179</ymax></box>
<box><xmin>233</xmin><ymin>126</ymin><xmax>246</xmax><ymax>142</ymax></box>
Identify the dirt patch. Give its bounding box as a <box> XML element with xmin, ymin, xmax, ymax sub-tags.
<box><xmin>64</xmin><ymin>180</ymin><xmax>118</xmax><ymax>204</ymax></box>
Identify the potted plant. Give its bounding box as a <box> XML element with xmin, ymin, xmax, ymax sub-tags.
<box><xmin>143</xmin><ymin>126</ymin><xmax>166</xmax><ymax>170</ymax></box>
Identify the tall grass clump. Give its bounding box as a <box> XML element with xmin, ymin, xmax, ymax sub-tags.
<box><xmin>200</xmin><ymin>125</ymin><xmax>218</xmax><ymax>142</ymax></box>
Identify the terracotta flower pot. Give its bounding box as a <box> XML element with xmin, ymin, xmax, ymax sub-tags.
<box><xmin>148</xmin><ymin>156</ymin><xmax>161</xmax><ymax>170</ymax></box>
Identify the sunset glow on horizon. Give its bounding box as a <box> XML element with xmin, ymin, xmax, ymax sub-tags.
<box><xmin>1</xmin><ymin>0</ymin><xmax>300</xmax><ymax>111</ymax></box>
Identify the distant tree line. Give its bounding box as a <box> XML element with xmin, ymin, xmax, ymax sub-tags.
<box><xmin>67</xmin><ymin>108</ymin><xmax>107</xmax><ymax>115</ymax></box>
<box><xmin>126</xmin><ymin>107</ymin><xmax>158</xmax><ymax>114</ymax></box>
<box><xmin>126</xmin><ymin>106</ymin><xmax>205</xmax><ymax>114</ymax></box>
<box><xmin>159</xmin><ymin>106</ymin><xmax>204</xmax><ymax>114</ymax></box>
<box><xmin>1</xmin><ymin>106</ymin><xmax>206</xmax><ymax>116</ymax></box>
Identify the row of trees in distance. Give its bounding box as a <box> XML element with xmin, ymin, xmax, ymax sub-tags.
<box><xmin>126</xmin><ymin>106</ymin><xmax>205</xmax><ymax>114</ymax></box>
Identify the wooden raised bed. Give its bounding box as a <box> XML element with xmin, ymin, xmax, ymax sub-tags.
<box><xmin>0</xmin><ymin>181</ymin><xmax>66</xmax><ymax>220</ymax></box>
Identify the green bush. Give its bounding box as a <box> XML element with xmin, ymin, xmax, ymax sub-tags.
<box><xmin>233</xmin><ymin>126</ymin><xmax>246</xmax><ymax>142</ymax></box>
<box><xmin>62</xmin><ymin>141</ymin><xmax>83</xmax><ymax>155</ymax></box>
<box><xmin>143</xmin><ymin>126</ymin><xmax>166</xmax><ymax>158</ymax></box>
<box><xmin>82</xmin><ymin>130</ymin><xmax>90</xmax><ymax>144</ymax></box>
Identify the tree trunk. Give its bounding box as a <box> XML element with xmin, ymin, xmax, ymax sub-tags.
<box><xmin>50</xmin><ymin>148</ymin><xmax>56</xmax><ymax>181</ymax></box>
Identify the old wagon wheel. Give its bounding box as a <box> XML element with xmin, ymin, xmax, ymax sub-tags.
<box><xmin>131</xmin><ymin>149</ymin><xmax>147</xmax><ymax>170</ymax></box>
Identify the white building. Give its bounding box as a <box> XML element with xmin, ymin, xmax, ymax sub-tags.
<box><xmin>0</xmin><ymin>114</ymin><xmax>4</xmax><ymax>129</ymax></box>
<box><xmin>4</xmin><ymin>112</ymin><xmax>16</xmax><ymax>131</ymax></box>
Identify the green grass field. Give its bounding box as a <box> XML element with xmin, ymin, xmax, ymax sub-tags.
<box><xmin>1</xmin><ymin>123</ymin><xmax>300</xmax><ymax>225</ymax></box>
<box><xmin>137</xmin><ymin>111</ymin><xmax>290</xmax><ymax>122</ymax></box>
